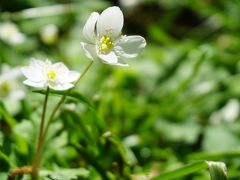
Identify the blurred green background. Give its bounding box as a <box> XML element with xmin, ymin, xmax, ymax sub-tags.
<box><xmin>0</xmin><ymin>0</ymin><xmax>240</xmax><ymax>179</ymax></box>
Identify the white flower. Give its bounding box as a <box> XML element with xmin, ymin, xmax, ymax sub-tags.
<box><xmin>40</xmin><ymin>24</ymin><xmax>59</xmax><ymax>45</ymax></box>
<box><xmin>0</xmin><ymin>64</ymin><xmax>26</xmax><ymax>115</ymax></box>
<box><xmin>81</xmin><ymin>6</ymin><xmax>146</xmax><ymax>66</ymax></box>
<box><xmin>0</xmin><ymin>22</ymin><xmax>25</xmax><ymax>45</ymax></box>
<box><xmin>21</xmin><ymin>59</ymin><xmax>80</xmax><ymax>91</ymax></box>
<box><xmin>0</xmin><ymin>64</ymin><xmax>25</xmax><ymax>100</ymax></box>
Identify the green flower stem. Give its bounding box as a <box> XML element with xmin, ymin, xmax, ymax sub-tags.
<box><xmin>75</xmin><ymin>60</ymin><xmax>94</xmax><ymax>84</ymax></box>
<box><xmin>34</xmin><ymin>61</ymin><xmax>94</xmax><ymax>178</ymax></box>
<box><xmin>42</xmin><ymin>60</ymin><xmax>93</xmax><ymax>139</ymax></box>
<box><xmin>31</xmin><ymin>87</ymin><xmax>50</xmax><ymax>179</ymax></box>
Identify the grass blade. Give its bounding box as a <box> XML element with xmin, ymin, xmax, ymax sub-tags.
<box><xmin>152</xmin><ymin>160</ymin><xmax>228</xmax><ymax>180</ymax></box>
<box><xmin>33</xmin><ymin>89</ymin><xmax>93</xmax><ymax>107</ymax></box>
<box><xmin>152</xmin><ymin>161</ymin><xmax>207</xmax><ymax>180</ymax></box>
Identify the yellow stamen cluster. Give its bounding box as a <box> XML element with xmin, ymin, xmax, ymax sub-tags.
<box><xmin>98</xmin><ymin>36</ymin><xmax>113</xmax><ymax>54</ymax></box>
<box><xmin>0</xmin><ymin>82</ymin><xmax>10</xmax><ymax>97</ymax></box>
<box><xmin>47</xmin><ymin>69</ymin><xmax>56</xmax><ymax>79</ymax></box>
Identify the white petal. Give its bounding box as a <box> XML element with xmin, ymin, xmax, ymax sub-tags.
<box><xmin>115</xmin><ymin>35</ymin><xmax>146</xmax><ymax>58</ymax></box>
<box><xmin>49</xmin><ymin>83</ymin><xmax>74</xmax><ymax>91</ymax></box>
<box><xmin>97</xmin><ymin>6</ymin><xmax>123</xmax><ymax>38</ymax></box>
<box><xmin>66</xmin><ymin>71</ymin><xmax>80</xmax><ymax>83</ymax></box>
<box><xmin>21</xmin><ymin>66</ymin><xmax>45</xmax><ymax>82</ymax></box>
<box><xmin>81</xmin><ymin>42</ymin><xmax>97</xmax><ymax>60</ymax></box>
<box><xmin>0</xmin><ymin>66</ymin><xmax>21</xmax><ymax>84</ymax></box>
<box><xmin>52</xmin><ymin>62</ymin><xmax>80</xmax><ymax>84</ymax></box>
<box><xmin>97</xmin><ymin>51</ymin><xmax>118</xmax><ymax>65</ymax></box>
<box><xmin>30</xmin><ymin>58</ymin><xmax>46</xmax><ymax>69</ymax></box>
<box><xmin>23</xmin><ymin>79</ymin><xmax>45</xmax><ymax>88</ymax></box>
<box><xmin>22</xmin><ymin>59</ymin><xmax>47</xmax><ymax>81</ymax></box>
<box><xmin>116</xmin><ymin>59</ymin><xmax>129</xmax><ymax>67</ymax></box>
<box><xmin>53</xmin><ymin>62</ymin><xmax>69</xmax><ymax>77</ymax></box>
<box><xmin>83</xmin><ymin>12</ymin><xmax>99</xmax><ymax>43</ymax></box>
<box><xmin>10</xmin><ymin>33</ymin><xmax>25</xmax><ymax>44</ymax></box>
<box><xmin>9</xmin><ymin>89</ymin><xmax>25</xmax><ymax>100</ymax></box>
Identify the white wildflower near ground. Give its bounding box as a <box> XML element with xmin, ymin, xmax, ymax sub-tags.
<box><xmin>21</xmin><ymin>59</ymin><xmax>80</xmax><ymax>90</ymax></box>
<box><xmin>0</xmin><ymin>64</ymin><xmax>25</xmax><ymax>114</ymax></box>
<box><xmin>81</xmin><ymin>6</ymin><xmax>146</xmax><ymax>66</ymax></box>
<box><xmin>0</xmin><ymin>22</ymin><xmax>25</xmax><ymax>45</ymax></box>
<box><xmin>0</xmin><ymin>64</ymin><xmax>25</xmax><ymax>100</ymax></box>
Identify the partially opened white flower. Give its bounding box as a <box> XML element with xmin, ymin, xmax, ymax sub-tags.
<box><xmin>81</xmin><ymin>6</ymin><xmax>146</xmax><ymax>66</ymax></box>
<box><xmin>21</xmin><ymin>59</ymin><xmax>80</xmax><ymax>91</ymax></box>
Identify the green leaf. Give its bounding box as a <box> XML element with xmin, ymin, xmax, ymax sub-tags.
<box><xmin>109</xmin><ymin>136</ymin><xmax>128</xmax><ymax>163</ymax></box>
<box><xmin>65</xmin><ymin>109</ymin><xmax>96</xmax><ymax>145</ymax></box>
<box><xmin>103</xmin><ymin>135</ymin><xmax>137</xmax><ymax>165</ymax></box>
<box><xmin>34</xmin><ymin>89</ymin><xmax>107</xmax><ymax>131</ymax></box>
<box><xmin>44</xmin><ymin>132</ymin><xmax>68</xmax><ymax>162</ymax></box>
<box><xmin>41</xmin><ymin>121</ymin><xmax>67</xmax><ymax>164</ymax></box>
<box><xmin>188</xmin><ymin>150</ymin><xmax>240</xmax><ymax>160</ymax></box>
<box><xmin>0</xmin><ymin>132</ymin><xmax>3</xmax><ymax>146</ymax></box>
<box><xmin>203</xmin><ymin>125</ymin><xmax>239</xmax><ymax>152</ymax></box>
<box><xmin>64</xmin><ymin>90</ymin><xmax>93</xmax><ymax>107</ymax></box>
<box><xmin>40</xmin><ymin>168</ymin><xmax>89</xmax><ymax>180</ymax></box>
<box><xmin>13</xmin><ymin>119</ymin><xmax>35</xmax><ymax>155</ymax></box>
<box><xmin>152</xmin><ymin>161</ymin><xmax>208</xmax><ymax>180</ymax></box>
<box><xmin>72</xmin><ymin>144</ymin><xmax>111</xmax><ymax>180</ymax></box>
<box><xmin>0</xmin><ymin>151</ymin><xmax>16</xmax><ymax>168</ymax></box>
<box><xmin>152</xmin><ymin>161</ymin><xmax>228</xmax><ymax>180</ymax></box>
<box><xmin>33</xmin><ymin>89</ymin><xmax>93</xmax><ymax>107</ymax></box>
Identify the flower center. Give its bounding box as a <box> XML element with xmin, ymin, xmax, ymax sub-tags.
<box><xmin>47</xmin><ymin>69</ymin><xmax>56</xmax><ymax>79</ymax></box>
<box><xmin>98</xmin><ymin>36</ymin><xmax>113</xmax><ymax>54</ymax></box>
<box><xmin>0</xmin><ymin>82</ymin><xmax>10</xmax><ymax>97</ymax></box>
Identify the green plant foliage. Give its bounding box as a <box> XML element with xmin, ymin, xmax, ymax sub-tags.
<box><xmin>1</xmin><ymin>0</ymin><xmax>240</xmax><ymax>179</ymax></box>
<box><xmin>207</xmin><ymin>161</ymin><xmax>227</xmax><ymax>180</ymax></box>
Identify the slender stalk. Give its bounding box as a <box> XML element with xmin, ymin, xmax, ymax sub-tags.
<box><xmin>75</xmin><ymin>60</ymin><xmax>94</xmax><ymax>84</ymax></box>
<box><xmin>42</xmin><ymin>61</ymin><xmax>93</xmax><ymax>141</ymax></box>
<box><xmin>34</xmin><ymin>61</ymin><xmax>94</xmax><ymax>177</ymax></box>
<box><xmin>31</xmin><ymin>87</ymin><xmax>49</xmax><ymax>179</ymax></box>
<box><xmin>41</xmin><ymin>94</ymin><xmax>67</xmax><ymax>144</ymax></box>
